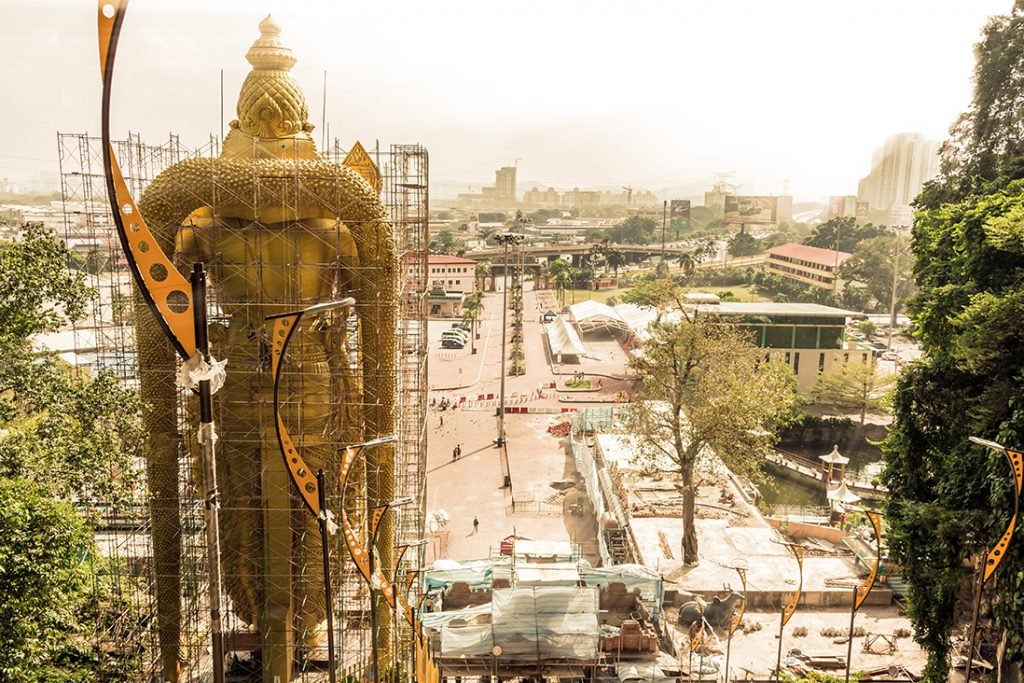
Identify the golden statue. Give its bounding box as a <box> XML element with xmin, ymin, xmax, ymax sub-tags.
<box><xmin>134</xmin><ymin>16</ymin><xmax>396</xmax><ymax>681</ymax></box>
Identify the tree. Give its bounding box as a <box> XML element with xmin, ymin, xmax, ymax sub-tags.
<box><xmin>856</xmin><ymin>320</ymin><xmax>878</xmax><ymax>337</ymax></box>
<box><xmin>622</xmin><ymin>303</ymin><xmax>797</xmax><ymax>564</ymax></box>
<box><xmin>0</xmin><ymin>225</ymin><xmax>147</xmax><ymax>677</ymax></box>
<box><xmin>812</xmin><ymin>359</ymin><xmax>895</xmax><ymax>426</ymax></box>
<box><xmin>803</xmin><ymin>217</ymin><xmax>887</xmax><ymax>253</ymax></box>
<box><xmin>609</xmin><ymin>215</ymin><xmax>658</xmax><ymax>245</ymax></box>
<box><xmin>882</xmin><ymin>176</ymin><xmax>1024</xmax><ymax>677</ymax></box>
<box><xmin>548</xmin><ymin>259</ymin><xmax>573</xmax><ymax>306</ymax></box>
<box><xmin>0</xmin><ymin>223</ymin><xmax>89</xmax><ymax>345</ymax></box>
<box><xmin>462</xmin><ymin>291</ymin><xmax>484</xmax><ymax>353</ymax></box>
<box><xmin>605</xmin><ymin>248</ymin><xmax>627</xmax><ymax>277</ymax></box>
<box><xmin>727</xmin><ymin>232</ymin><xmax>760</xmax><ymax>257</ymax></box>
<box><xmin>0</xmin><ymin>478</ymin><xmax>93</xmax><ymax>680</ymax></box>
<box><xmin>474</xmin><ymin>261</ymin><xmax>491</xmax><ymax>292</ymax></box>
<box><xmin>920</xmin><ymin>5</ymin><xmax>1024</xmax><ymax>205</ymax></box>
<box><xmin>0</xmin><ymin>225</ymin><xmax>145</xmax><ymax>507</ymax></box>
<box><xmin>838</xmin><ymin>234</ymin><xmax>915</xmax><ymax>318</ymax></box>
<box><xmin>437</xmin><ymin>230</ymin><xmax>456</xmax><ymax>253</ymax></box>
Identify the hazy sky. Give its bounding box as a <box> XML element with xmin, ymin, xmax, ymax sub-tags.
<box><xmin>0</xmin><ymin>0</ymin><xmax>1012</xmax><ymax>200</ymax></box>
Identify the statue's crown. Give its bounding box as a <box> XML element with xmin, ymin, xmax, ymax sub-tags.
<box><xmin>226</xmin><ymin>16</ymin><xmax>316</xmax><ymax>158</ymax></box>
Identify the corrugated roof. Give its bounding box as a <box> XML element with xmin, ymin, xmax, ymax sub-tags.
<box><xmin>689</xmin><ymin>302</ymin><xmax>863</xmax><ymax>318</ymax></box>
<box><xmin>546</xmin><ymin>317</ymin><xmax>586</xmax><ymax>356</ymax></box>
<box><xmin>428</xmin><ymin>255</ymin><xmax>477</xmax><ymax>264</ymax></box>
<box><xmin>766</xmin><ymin>242</ymin><xmax>852</xmax><ymax>266</ymax></box>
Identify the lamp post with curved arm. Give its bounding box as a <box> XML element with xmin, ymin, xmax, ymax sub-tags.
<box><xmin>266</xmin><ymin>297</ymin><xmax>354</xmax><ymax>682</ymax></box>
<box><xmin>391</xmin><ymin>539</ymin><xmax>428</xmax><ymax>680</ymax></box>
<box><xmin>963</xmin><ymin>436</ymin><xmax>1023</xmax><ymax>683</ymax></box>
<box><xmin>493</xmin><ymin>231</ymin><xmax>524</xmax><ymax>448</ymax></box>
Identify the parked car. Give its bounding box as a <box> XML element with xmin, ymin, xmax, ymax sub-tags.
<box><xmin>442</xmin><ymin>329</ymin><xmax>469</xmax><ymax>343</ymax></box>
<box><xmin>881</xmin><ymin>350</ymin><xmax>898</xmax><ymax>361</ymax></box>
<box><xmin>441</xmin><ymin>338</ymin><xmax>465</xmax><ymax>349</ymax></box>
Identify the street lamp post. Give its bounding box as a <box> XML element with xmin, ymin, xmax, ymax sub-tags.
<box><xmin>368</xmin><ymin>496</ymin><xmax>415</xmax><ymax>683</ymax></box>
<box><xmin>963</xmin><ymin>436</ymin><xmax>1023</xmax><ymax>683</ymax></box>
<box><xmin>266</xmin><ymin>297</ymin><xmax>355</xmax><ymax>682</ymax></box>
<box><xmin>886</xmin><ymin>226</ymin><xmax>907</xmax><ymax>351</ymax></box>
<box><xmin>493</xmin><ymin>232</ymin><xmax>524</xmax><ymax>448</ymax></box>
<box><xmin>391</xmin><ymin>539</ymin><xmax>428</xmax><ymax>680</ymax></box>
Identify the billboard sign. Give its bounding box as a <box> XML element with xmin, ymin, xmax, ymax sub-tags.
<box><xmin>723</xmin><ymin>195</ymin><xmax>777</xmax><ymax>225</ymax></box>
<box><xmin>856</xmin><ymin>201</ymin><xmax>869</xmax><ymax>217</ymax></box>
<box><xmin>827</xmin><ymin>196</ymin><xmax>846</xmax><ymax>219</ymax></box>
<box><xmin>669</xmin><ymin>199</ymin><xmax>691</xmax><ymax>231</ymax></box>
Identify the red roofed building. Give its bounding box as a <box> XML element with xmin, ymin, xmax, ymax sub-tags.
<box><xmin>765</xmin><ymin>243</ymin><xmax>852</xmax><ymax>292</ymax></box>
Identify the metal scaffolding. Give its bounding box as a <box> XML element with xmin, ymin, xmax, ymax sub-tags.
<box><xmin>57</xmin><ymin>131</ymin><xmax>429</xmax><ymax>681</ymax></box>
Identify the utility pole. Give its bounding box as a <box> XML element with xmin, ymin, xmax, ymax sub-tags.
<box><xmin>661</xmin><ymin>200</ymin><xmax>668</xmax><ymax>260</ymax></box>
<box><xmin>494</xmin><ymin>231</ymin><xmax>524</xmax><ymax>447</ymax></box>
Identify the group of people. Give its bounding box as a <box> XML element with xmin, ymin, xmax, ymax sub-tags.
<box><xmin>451</xmin><ymin>444</ymin><xmax>462</xmax><ymax>461</ymax></box>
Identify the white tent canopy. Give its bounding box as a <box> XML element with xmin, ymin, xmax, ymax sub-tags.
<box><xmin>569</xmin><ymin>300</ymin><xmax>629</xmax><ymax>334</ymax></box>
<box><xmin>546</xmin><ymin>316</ymin><xmax>586</xmax><ymax>358</ymax></box>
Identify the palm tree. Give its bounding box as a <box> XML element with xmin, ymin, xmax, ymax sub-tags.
<box><xmin>675</xmin><ymin>251</ymin><xmax>697</xmax><ymax>279</ymax></box>
<box><xmin>605</xmin><ymin>248</ymin><xmax>627</xmax><ymax>278</ymax></box>
<box><xmin>553</xmin><ymin>270</ymin><xmax>573</xmax><ymax>307</ymax></box>
<box><xmin>475</xmin><ymin>261</ymin><xmax>491</xmax><ymax>292</ymax></box>
<box><xmin>463</xmin><ymin>291</ymin><xmax>484</xmax><ymax>352</ymax></box>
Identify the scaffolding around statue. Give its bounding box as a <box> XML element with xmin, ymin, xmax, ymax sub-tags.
<box><xmin>58</xmin><ymin>37</ymin><xmax>429</xmax><ymax>680</ymax></box>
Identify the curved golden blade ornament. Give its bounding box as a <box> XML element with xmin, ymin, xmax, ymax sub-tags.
<box><xmin>268</xmin><ymin>311</ymin><xmax>322</xmax><ymax>516</ymax></box>
<box><xmin>690</xmin><ymin>600</ymin><xmax>706</xmax><ymax>652</ymax></box>
<box><xmin>98</xmin><ymin>0</ymin><xmax>195</xmax><ymax>360</ymax></box>
<box><xmin>729</xmin><ymin>566</ymin><xmax>748</xmax><ymax>636</ymax></box>
<box><xmin>782</xmin><ymin>544</ymin><xmax>804</xmax><ymax>627</ymax></box>
<box><xmin>339</xmin><ymin>444</ymin><xmax>396</xmax><ymax>608</ymax></box>
<box><xmin>984</xmin><ymin>448</ymin><xmax>1023</xmax><ymax>582</ymax></box>
<box><xmin>854</xmin><ymin>511</ymin><xmax>884</xmax><ymax>610</ymax></box>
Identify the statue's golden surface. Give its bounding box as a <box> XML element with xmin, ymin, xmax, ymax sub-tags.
<box><xmin>136</xmin><ymin>16</ymin><xmax>396</xmax><ymax>681</ymax></box>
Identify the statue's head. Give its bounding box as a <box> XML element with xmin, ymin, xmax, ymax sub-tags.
<box><xmin>223</xmin><ymin>15</ymin><xmax>317</xmax><ymax>160</ymax></box>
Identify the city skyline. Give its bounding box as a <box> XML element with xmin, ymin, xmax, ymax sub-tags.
<box><xmin>0</xmin><ymin>0</ymin><xmax>1011</xmax><ymax>201</ymax></box>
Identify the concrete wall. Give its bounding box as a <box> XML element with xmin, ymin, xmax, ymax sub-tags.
<box><xmin>765</xmin><ymin>517</ymin><xmax>848</xmax><ymax>545</ymax></box>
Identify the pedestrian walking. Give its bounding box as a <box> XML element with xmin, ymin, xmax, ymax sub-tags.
<box><xmin>452</xmin><ymin>446</ymin><xmax>458</xmax><ymax>462</ymax></box>
<box><xmin>455</xmin><ymin>444</ymin><xmax>462</xmax><ymax>459</ymax></box>
<box><xmin>473</xmin><ymin>516</ymin><xmax>479</xmax><ymax>534</ymax></box>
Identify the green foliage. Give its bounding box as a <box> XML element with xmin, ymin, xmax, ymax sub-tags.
<box><xmin>608</xmin><ymin>215</ymin><xmax>658</xmax><ymax>244</ymax></box>
<box><xmin>0</xmin><ymin>353</ymin><xmax>145</xmax><ymax>508</ymax></box>
<box><xmin>856</xmin><ymin>320</ymin><xmax>878</xmax><ymax>337</ymax></box>
<box><xmin>922</xmin><ymin>8</ymin><xmax>1024</xmax><ymax>205</ymax></box>
<box><xmin>812</xmin><ymin>359</ymin><xmax>895</xmax><ymax>425</ymax></box>
<box><xmin>0</xmin><ymin>224</ymin><xmax>149</xmax><ymax>678</ymax></box>
<box><xmin>0</xmin><ymin>479</ymin><xmax>94</xmax><ymax>681</ymax></box>
<box><xmin>838</xmin><ymin>234</ymin><xmax>915</xmax><ymax>314</ymax></box>
<box><xmin>622</xmin><ymin>304</ymin><xmax>798</xmax><ymax>563</ymax></box>
<box><xmin>882</xmin><ymin>175</ymin><xmax>1024</xmax><ymax>675</ymax></box>
<box><xmin>430</xmin><ymin>229</ymin><xmax>461</xmax><ymax>254</ymax></box>
<box><xmin>727</xmin><ymin>232</ymin><xmax>761</xmax><ymax>257</ymax></box>
<box><xmin>0</xmin><ymin>224</ymin><xmax>90</xmax><ymax>344</ymax></box>
<box><xmin>803</xmin><ymin>218</ymin><xmax>888</xmax><ymax>252</ymax></box>
<box><xmin>605</xmin><ymin>248</ymin><xmax>627</xmax><ymax>276</ymax></box>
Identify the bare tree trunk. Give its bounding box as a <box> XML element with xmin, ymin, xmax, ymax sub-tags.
<box><xmin>681</xmin><ymin>461</ymin><xmax>699</xmax><ymax>565</ymax></box>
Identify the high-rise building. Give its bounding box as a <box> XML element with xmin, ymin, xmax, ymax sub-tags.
<box><xmin>857</xmin><ymin>133</ymin><xmax>938</xmax><ymax>225</ymax></box>
<box><xmin>495</xmin><ymin>166</ymin><xmax>517</xmax><ymax>202</ymax></box>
